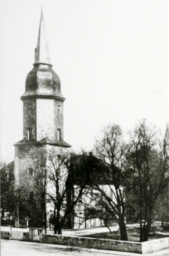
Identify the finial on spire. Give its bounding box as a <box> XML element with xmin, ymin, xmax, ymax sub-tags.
<box><xmin>34</xmin><ymin>8</ymin><xmax>51</xmax><ymax>65</ymax></box>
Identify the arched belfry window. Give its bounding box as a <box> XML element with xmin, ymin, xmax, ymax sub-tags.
<box><xmin>57</xmin><ymin>105</ymin><xmax>61</xmax><ymax>114</ymax></box>
<box><xmin>57</xmin><ymin>129</ymin><xmax>61</xmax><ymax>141</ymax></box>
<box><xmin>27</xmin><ymin>128</ymin><xmax>33</xmax><ymax>140</ymax></box>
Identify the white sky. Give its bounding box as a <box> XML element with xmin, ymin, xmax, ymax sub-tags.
<box><xmin>0</xmin><ymin>0</ymin><xmax>168</xmax><ymax>162</ymax></box>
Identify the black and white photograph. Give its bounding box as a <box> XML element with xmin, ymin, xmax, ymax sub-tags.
<box><xmin>0</xmin><ymin>0</ymin><xmax>169</xmax><ymax>255</ymax></box>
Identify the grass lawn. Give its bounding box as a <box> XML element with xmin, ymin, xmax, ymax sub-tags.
<box><xmin>85</xmin><ymin>228</ymin><xmax>169</xmax><ymax>242</ymax></box>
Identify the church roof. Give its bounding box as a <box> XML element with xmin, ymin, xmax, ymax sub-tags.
<box><xmin>38</xmin><ymin>138</ymin><xmax>71</xmax><ymax>147</ymax></box>
<box><xmin>34</xmin><ymin>9</ymin><xmax>51</xmax><ymax>65</ymax></box>
<box><xmin>22</xmin><ymin>9</ymin><xmax>63</xmax><ymax>100</ymax></box>
<box><xmin>14</xmin><ymin>138</ymin><xmax>71</xmax><ymax>148</ymax></box>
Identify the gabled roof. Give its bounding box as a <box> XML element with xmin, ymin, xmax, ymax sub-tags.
<box><xmin>14</xmin><ymin>138</ymin><xmax>71</xmax><ymax>148</ymax></box>
<box><xmin>38</xmin><ymin>138</ymin><xmax>71</xmax><ymax>147</ymax></box>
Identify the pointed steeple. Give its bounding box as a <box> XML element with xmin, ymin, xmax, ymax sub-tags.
<box><xmin>34</xmin><ymin>9</ymin><xmax>51</xmax><ymax>65</ymax></box>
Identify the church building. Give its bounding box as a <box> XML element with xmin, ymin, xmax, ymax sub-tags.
<box><xmin>11</xmin><ymin>10</ymin><xmax>111</xmax><ymax>231</ymax></box>
<box><xmin>14</xmin><ymin>10</ymin><xmax>71</xmax><ymax>227</ymax></box>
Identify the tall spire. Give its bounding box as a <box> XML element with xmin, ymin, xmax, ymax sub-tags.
<box><xmin>34</xmin><ymin>9</ymin><xmax>51</xmax><ymax>65</ymax></box>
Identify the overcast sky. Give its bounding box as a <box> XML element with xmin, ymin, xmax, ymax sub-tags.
<box><xmin>0</xmin><ymin>0</ymin><xmax>168</xmax><ymax>162</ymax></box>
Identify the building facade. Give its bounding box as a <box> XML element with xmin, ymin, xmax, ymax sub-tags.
<box><xmin>14</xmin><ymin>10</ymin><xmax>71</xmax><ymax>227</ymax></box>
<box><xmin>13</xmin><ymin>11</ymin><xmax>114</xmax><ymax>230</ymax></box>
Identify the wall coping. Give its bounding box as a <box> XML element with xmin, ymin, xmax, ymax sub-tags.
<box><xmin>1</xmin><ymin>231</ymin><xmax>169</xmax><ymax>254</ymax></box>
<box><xmin>40</xmin><ymin>234</ymin><xmax>169</xmax><ymax>254</ymax></box>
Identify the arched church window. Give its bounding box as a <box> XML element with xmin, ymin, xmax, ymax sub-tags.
<box><xmin>57</xmin><ymin>129</ymin><xmax>61</xmax><ymax>141</ymax></box>
<box><xmin>28</xmin><ymin>168</ymin><xmax>33</xmax><ymax>176</ymax></box>
<box><xmin>27</xmin><ymin>128</ymin><xmax>33</xmax><ymax>140</ymax></box>
<box><xmin>57</xmin><ymin>105</ymin><xmax>61</xmax><ymax>114</ymax></box>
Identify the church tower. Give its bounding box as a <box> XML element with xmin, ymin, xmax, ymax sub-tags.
<box><xmin>22</xmin><ymin>10</ymin><xmax>69</xmax><ymax>144</ymax></box>
<box><xmin>14</xmin><ymin>10</ymin><xmax>70</xmax><ymax>226</ymax></box>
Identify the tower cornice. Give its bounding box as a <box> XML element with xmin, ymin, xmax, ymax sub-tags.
<box><xmin>21</xmin><ymin>94</ymin><xmax>65</xmax><ymax>102</ymax></box>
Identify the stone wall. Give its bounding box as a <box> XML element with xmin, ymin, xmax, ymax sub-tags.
<box><xmin>40</xmin><ymin>234</ymin><xmax>142</xmax><ymax>253</ymax></box>
<box><xmin>23</xmin><ymin>99</ymin><xmax>36</xmax><ymax>140</ymax></box>
<box><xmin>11</xmin><ymin>231</ymin><xmax>25</xmax><ymax>240</ymax></box>
<box><xmin>1</xmin><ymin>230</ymin><xmax>169</xmax><ymax>254</ymax></box>
<box><xmin>23</xmin><ymin>98</ymin><xmax>64</xmax><ymax>142</ymax></box>
<box><xmin>142</xmin><ymin>238</ymin><xmax>169</xmax><ymax>254</ymax></box>
<box><xmin>1</xmin><ymin>231</ymin><xmax>29</xmax><ymax>241</ymax></box>
<box><xmin>1</xmin><ymin>231</ymin><xmax>11</xmax><ymax>239</ymax></box>
<box><xmin>54</xmin><ymin>101</ymin><xmax>63</xmax><ymax>140</ymax></box>
<box><xmin>37</xmin><ymin>99</ymin><xmax>55</xmax><ymax>141</ymax></box>
<box><xmin>40</xmin><ymin>234</ymin><xmax>169</xmax><ymax>254</ymax></box>
<box><xmin>14</xmin><ymin>144</ymin><xmax>42</xmax><ymax>185</ymax></box>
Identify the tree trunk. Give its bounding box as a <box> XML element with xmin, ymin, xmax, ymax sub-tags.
<box><xmin>15</xmin><ymin>202</ymin><xmax>20</xmax><ymax>228</ymax></box>
<box><xmin>57</xmin><ymin>225</ymin><xmax>62</xmax><ymax>234</ymax></box>
<box><xmin>140</xmin><ymin>219</ymin><xmax>144</xmax><ymax>242</ymax></box>
<box><xmin>103</xmin><ymin>219</ymin><xmax>112</xmax><ymax>233</ymax></box>
<box><xmin>42</xmin><ymin>194</ymin><xmax>47</xmax><ymax>233</ymax></box>
<box><xmin>54</xmin><ymin>221</ymin><xmax>62</xmax><ymax>234</ymax></box>
<box><xmin>118</xmin><ymin>217</ymin><xmax>128</xmax><ymax>241</ymax></box>
<box><xmin>161</xmin><ymin>215</ymin><xmax>164</xmax><ymax>229</ymax></box>
<box><xmin>43</xmin><ymin>202</ymin><xmax>47</xmax><ymax>233</ymax></box>
<box><xmin>161</xmin><ymin>220</ymin><xmax>164</xmax><ymax>229</ymax></box>
<box><xmin>54</xmin><ymin>211</ymin><xmax>63</xmax><ymax>235</ymax></box>
<box><xmin>54</xmin><ymin>221</ymin><xmax>57</xmax><ymax>234</ymax></box>
<box><xmin>43</xmin><ymin>169</ymin><xmax>47</xmax><ymax>233</ymax></box>
<box><xmin>141</xmin><ymin>221</ymin><xmax>151</xmax><ymax>241</ymax></box>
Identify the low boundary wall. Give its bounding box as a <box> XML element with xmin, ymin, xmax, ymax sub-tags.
<box><xmin>1</xmin><ymin>231</ymin><xmax>169</xmax><ymax>254</ymax></box>
<box><xmin>40</xmin><ymin>234</ymin><xmax>169</xmax><ymax>254</ymax></box>
<box><xmin>1</xmin><ymin>231</ymin><xmax>29</xmax><ymax>241</ymax></box>
<box><xmin>142</xmin><ymin>238</ymin><xmax>169</xmax><ymax>254</ymax></box>
<box><xmin>1</xmin><ymin>231</ymin><xmax>11</xmax><ymax>240</ymax></box>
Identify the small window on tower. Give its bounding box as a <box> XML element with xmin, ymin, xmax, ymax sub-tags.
<box><xmin>27</xmin><ymin>128</ymin><xmax>33</xmax><ymax>140</ymax></box>
<box><xmin>28</xmin><ymin>168</ymin><xmax>33</xmax><ymax>176</ymax></box>
<box><xmin>57</xmin><ymin>129</ymin><xmax>61</xmax><ymax>141</ymax></box>
<box><xmin>6</xmin><ymin>169</ymin><xmax>10</xmax><ymax>181</ymax></box>
<box><xmin>57</xmin><ymin>105</ymin><xmax>61</xmax><ymax>114</ymax></box>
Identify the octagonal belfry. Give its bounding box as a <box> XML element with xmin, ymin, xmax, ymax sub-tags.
<box><xmin>18</xmin><ymin>10</ymin><xmax>70</xmax><ymax>145</ymax></box>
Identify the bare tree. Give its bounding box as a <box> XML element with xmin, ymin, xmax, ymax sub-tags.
<box><xmin>46</xmin><ymin>149</ymin><xmax>86</xmax><ymax>234</ymax></box>
<box><xmin>154</xmin><ymin>184</ymin><xmax>169</xmax><ymax>229</ymax></box>
<box><xmin>93</xmin><ymin>125</ymin><xmax>128</xmax><ymax>241</ymax></box>
<box><xmin>0</xmin><ymin>162</ymin><xmax>16</xmax><ymax>225</ymax></box>
<box><xmin>126</xmin><ymin>120</ymin><xmax>169</xmax><ymax>241</ymax></box>
<box><xmin>84</xmin><ymin>200</ymin><xmax>116</xmax><ymax>233</ymax></box>
<box><xmin>14</xmin><ymin>147</ymin><xmax>87</xmax><ymax>233</ymax></box>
